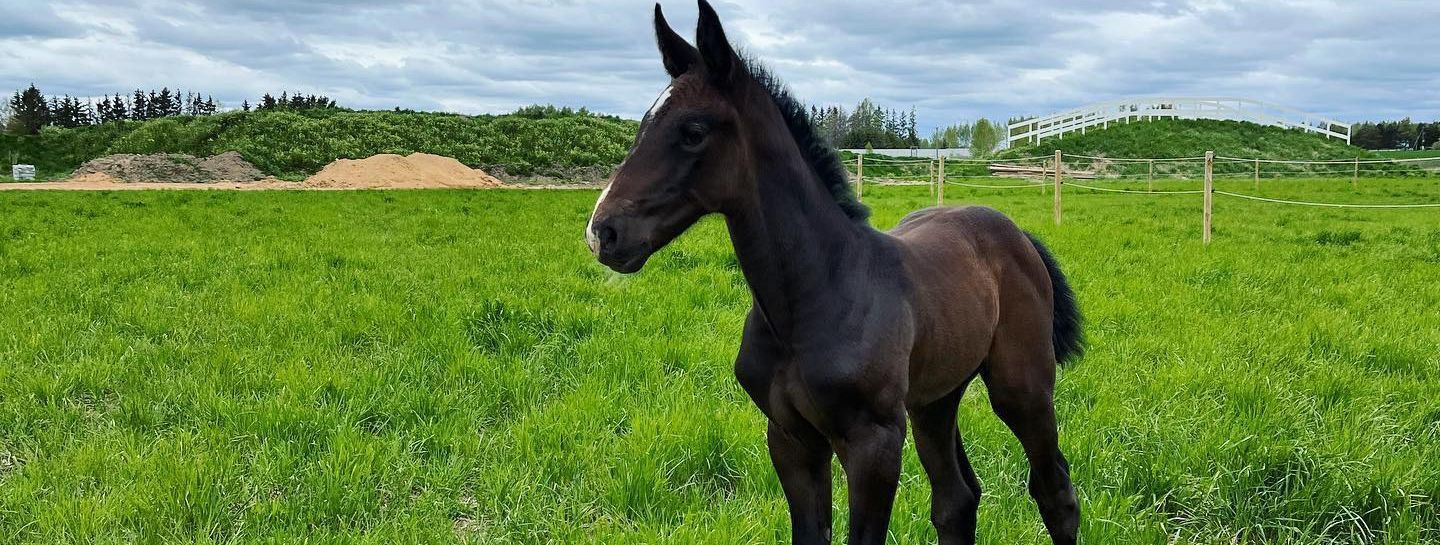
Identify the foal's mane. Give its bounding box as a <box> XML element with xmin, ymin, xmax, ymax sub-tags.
<box><xmin>739</xmin><ymin>57</ymin><xmax>870</xmax><ymax>221</ymax></box>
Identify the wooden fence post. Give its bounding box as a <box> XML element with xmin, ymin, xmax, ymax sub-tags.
<box><xmin>1053</xmin><ymin>150</ymin><xmax>1063</xmax><ymax>225</ymax></box>
<box><xmin>1352</xmin><ymin>157</ymin><xmax>1359</xmax><ymax>189</ymax></box>
<box><xmin>1254</xmin><ymin>159</ymin><xmax>1260</xmax><ymax>191</ymax></box>
<box><xmin>937</xmin><ymin>155</ymin><xmax>946</xmax><ymax>206</ymax></box>
<box><xmin>856</xmin><ymin>154</ymin><xmax>864</xmax><ymax>201</ymax></box>
<box><xmin>1148</xmin><ymin>159</ymin><xmax>1154</xmax><ymax>192</ymax></box>
<box><xmin>1204</xmin><ymin>151</ymin><xmax>1214</xmax><ymax>245</ymax></box>
<box><xmin>928</xmin><ymin>159</ymin><xmax>935</xmax><ymax>197</ymax></box>
<box><xmin>1042</xmin><ymin>158</ymin><xmax>1049</xmax><ymax>195</ymax></box>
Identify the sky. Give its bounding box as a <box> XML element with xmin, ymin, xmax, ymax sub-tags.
<box><xmin>1</xmin><ymin>0</ymin><xmax>1437</xmax><ymax>132</ymax></box>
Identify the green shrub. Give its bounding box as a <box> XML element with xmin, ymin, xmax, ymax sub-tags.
<box><xmin>0</xmin><ymin>108</ymin><xmax>640</xmax><ymax>179</ymax></box>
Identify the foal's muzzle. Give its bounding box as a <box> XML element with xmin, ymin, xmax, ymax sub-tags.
<box><xmin>588</xmin><ymin>215</ymin><xmax>653</xmax><ymax>274</ymax></box>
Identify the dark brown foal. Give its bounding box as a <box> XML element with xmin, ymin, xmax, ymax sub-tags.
<box><xmin>585</xmin><ymin>3</ymin><xmax>1083</xmax><ymax>543</ymax></box>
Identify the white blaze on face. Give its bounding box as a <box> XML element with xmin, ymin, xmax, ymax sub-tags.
<box><xmin>646</xmin><ymin>84</ymin><xmax>674</xmax><ymax>120</ymax></box>
<box><xmin>586</xmin><ymin>84</ymin><xmax>674</xmax><ymax>255</ymax></box>
<box><xmin>585</xmin><ymin>181</ymin><xmax>614</xmax><ymax>254</ymax></box>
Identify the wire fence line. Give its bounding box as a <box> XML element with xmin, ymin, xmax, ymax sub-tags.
<box><xmin>946</xmin><ymin>180</ymin><xmax>1047</xmax><ymax>190</ymax></box>
<box><xmin>1065</xmin><ymin>182</ymin><xmax>1205</xmax><ymax>195</ymax></box>
<box><xmin>1212</xmin><ymin>191</ymin><xmax>1440</xmax><ymax>209</ymax></box>
<box><xmin>1215</xmin><ymin>155</ymin><xmax>1440</xmax><ymax>165</ymax></box>
<box><xmin>847</xmin><ymin>150</ymin><xmax>1440</xmax><ymax>243</ymax></box>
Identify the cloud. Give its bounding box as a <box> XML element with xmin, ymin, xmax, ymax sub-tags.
<box><xmin>0</xmin><ymin>0</ymin><xmax>1434</xmax><ymax>131</ymax></box>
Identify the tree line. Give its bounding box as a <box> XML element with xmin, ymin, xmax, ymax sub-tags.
<box><xmin>3</xmin><ymin>84</ymin><xmax>341</xmax><ymax>135</ymax></box>
<box><xmin>1350</xmin><ymin>119</ymin><xmax>1440</xmax><ymax>150</ymax></box>
<box><xmin>807</xmin><ymin>97</ymin><xmax>1006</xmax><ymax>156</ymax></box>
<box><xmin>811</xmin><ymin>98</ymin><xmax>920</xmax><ymax>149</ymax></box>
<box><xmin>927</xmin><ymin>119</ymin><xmax>1004</xmax><ymax>157</ymax></box>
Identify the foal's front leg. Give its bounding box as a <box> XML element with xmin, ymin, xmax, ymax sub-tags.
<box><xmin>833</xmin><ymin>410</ymin><xmax>907</xmax><ymax>545</ymax></box>
<box><xmin>767</xmin><ymin>420</ymin><xmax>834</xmax><ymax>544</ymax></box>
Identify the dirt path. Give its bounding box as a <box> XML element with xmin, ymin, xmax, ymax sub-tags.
<box><xmin>0</xmin><ymin>180</ymin><xmax>304</xmax><ymax>191</ymax></box>
<box><xmin>0</xmin><ymin>152</ymin><xmax>522</xmax><ymax>191</ymax></box>
<box><xmin>0</xmin><ymin>180</ymin><xmax>608</xmax><ymax>191</ymax></box>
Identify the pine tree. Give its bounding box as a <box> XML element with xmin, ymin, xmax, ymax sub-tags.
<box><xmin>154</xmin><ymin>87</ymin><xmax>174</xmax><ymax>117</ymax></box>
<box><xmin>132</xmin><ymin>90</ymin><xmax>147</xmax><ymax>121</ymax></box>
<box><xmin>146</xmin><ymin>90</ymin><xmax>159</xmax><ymax>119</ymax></box>
<box><xmin>907</xmin><ymin>108</ymin><xmax>919</xmax><ymax>147</ymax></box>
<box><xmin>260</xmin><ymin>93</ymin><xmax>276</xmax><ymax>110</ymax></box>
<box><xmin>112</xmin><ymin>94</ymin><xmax>128</xmax><ymax>121</ymax></box>
<box><xmin>57</xmin><ymin>96</ymin><xmax>74</xmax><ymax>127</ymax></box>
<box><xmin>8</xmin><ymin>85</ymin><xmax>50</xmax><ymax>134</ymax></box>
<box><xmin>51</xmin><ymin>96</ymin><xmax>68</xmax><ymax>128</ymax></box>
<box><xmin>204</xmin><ymin>96</ymin><xmax>216</xmax><ymax>115</ymax></box>
<box><xmin>70</xmin><ymin>96</ymin><xmax>87</xmax><ymax>126</ymax></box>
<box><xmin>81</xmin><ymin>99</ymin><xmax>96</xmax><ymax>126</ymax></box>
<box><xmin>47</xmin><ymin>97</ymin><xmax>61</xmax><ymax>127</ymax></box>
<box><xmin>242</xmin><ymin>100</ymin><xmax>250</xmax><ymax>112</ymax></box>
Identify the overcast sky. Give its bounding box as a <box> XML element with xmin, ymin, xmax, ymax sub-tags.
<box><xmin>2</xmin><ymin>1</ymin><xmax>1436</xmax><ymax>131</ymax></box>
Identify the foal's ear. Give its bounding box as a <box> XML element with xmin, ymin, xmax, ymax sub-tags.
<box><xmin>696</xmin><ymin>0</ymin><xmax>740</xmax><ymax>87</ymax></box>
<box><xmin>654</xmin><ymin>4</ymin><xmax>698</xmax><ymax>78</ymax></box>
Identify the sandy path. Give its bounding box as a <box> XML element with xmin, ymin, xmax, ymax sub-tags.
<box><xmin>0</xmin><ymin>180</ymin><xmax>607</xmax><ymax>191</ymax></box>
<box><xmin>0</xmin><ymin>180</ymin><xmax>554</xmax><ymax>191</ymax></box>
<box><xmin>0</xmin><ymin>180</ymin><xmax>304</xmax><ymax>191</ymax></box>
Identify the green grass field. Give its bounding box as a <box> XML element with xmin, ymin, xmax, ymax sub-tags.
<box><xmin>1</xmin><ymin>179</ymin><xmax>1438</xmax><ymax>544</ymax></box>
<box><xmin>1375</xmin><ymin>150</ymin><xmax>1440</xmax><ymax>159</ymax></box>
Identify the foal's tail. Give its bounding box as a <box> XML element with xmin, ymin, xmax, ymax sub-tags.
<box><xmin>1025</xmin><ymin>233</ymin><xmax>1085</xmax><ymax>365</ymax></box>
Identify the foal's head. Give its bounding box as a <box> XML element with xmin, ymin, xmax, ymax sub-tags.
<box><xmin>586</xmin><ymin>1</ymin><xmax>760</xmax><ymax>273</ymax></box>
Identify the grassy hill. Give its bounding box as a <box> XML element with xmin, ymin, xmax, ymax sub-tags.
<box><xmin>1</xmin><ymin>108</ymin><xmax>639</xmax><ymax>180</ymax></box>
<box><xmin>1003</xmin><ymin>119</ymin><xmax>1378</xmax><ymax>161</ymax></box>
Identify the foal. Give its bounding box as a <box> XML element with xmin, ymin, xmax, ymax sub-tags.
<box><xmin>586</xmin><ymin>3</ymin><xmax>1083</xmax><ymax>543</ymax></box>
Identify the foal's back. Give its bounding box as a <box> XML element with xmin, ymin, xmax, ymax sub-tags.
<box><xmin>887</xmin><ymin>206</ymin><xmax>1056</xmax><ymax>405</ymax></box>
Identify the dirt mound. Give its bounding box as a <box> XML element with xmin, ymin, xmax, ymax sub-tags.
<box><xmin>303</xmin><ymin>153</ymin><xmax>504</xmax><ymax>189</ymax></box>
<box><xmin>72</xmin><ymin>151</ymin><xmax>265</xmax><ymax>183</ymax></box>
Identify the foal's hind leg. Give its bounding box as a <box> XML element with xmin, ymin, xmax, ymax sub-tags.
<box><xmin>909</xmin><ymin>382</ymin><xmax>982</xmax><ymax>545</ymax></box>
<box><xmin>983</xmin><ymin>345</ymin><xmax>1079</xmax><ymax>544</ymax></box>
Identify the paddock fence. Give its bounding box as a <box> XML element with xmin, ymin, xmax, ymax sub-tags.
<box><xmin>1007</xmin><ymin>97</ymin><xmax>1353</xmax><ymax>147</ymax></box>
<box><xmin>847</xmin><ymin>151</ymin><xmax>1440</xmax><ymax>244</ymax></box>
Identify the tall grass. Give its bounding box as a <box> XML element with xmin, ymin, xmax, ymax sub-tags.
<box><xmin>0</xmin><ymin>181</ymin><xmax>1436</xmax><ymax>543</ymax></box>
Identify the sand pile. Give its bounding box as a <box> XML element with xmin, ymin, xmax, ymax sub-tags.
<box><xmin>303</xmin><ymin>153</ymin><xmax>504</xmax><ymax>189</ymax></box>
<box><xmin>72</xmin><ymin>151</ymin><xmax>265</xmax><ymax>183</ymax></box>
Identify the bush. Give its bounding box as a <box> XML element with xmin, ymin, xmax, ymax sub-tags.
<box><xmin>0</xmin><ymin>107</ymin><xmax>640</xmax><ymax>179</ymax></box>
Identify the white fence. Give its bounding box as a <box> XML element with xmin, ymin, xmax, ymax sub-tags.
<box><xmin>842</xmin><ymin>148</ymin><xmax>972</xmax><ymax>159</ymax></box>
<box><xmin>1008</xmin><ymin>98</ymin><xmax>1352</xmax><ymax>147</ymax></box>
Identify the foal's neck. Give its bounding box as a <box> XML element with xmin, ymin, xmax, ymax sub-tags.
<box><xmin>723</xmin><ymin>124</ymin><xmax>869</xmax><ymax>344</ymax></box>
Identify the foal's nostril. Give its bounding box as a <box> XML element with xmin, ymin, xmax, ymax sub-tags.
<box><xmin>598</xmin><ymin>223</ymin><xmax>618</xmax><ymax>248</ymax></box>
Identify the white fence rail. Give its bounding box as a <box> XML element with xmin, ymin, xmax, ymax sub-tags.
<box><xmin>1008</xmin><ymin>98</ymin><xmax>1352</xmax><ymax>147</ymax></box>
<box><xmin>842</xmin><ymin>148</ymin><xmax>972</xmax><ymax>159</ymax></box>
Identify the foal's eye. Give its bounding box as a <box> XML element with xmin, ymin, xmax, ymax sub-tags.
<box><xmin>679</xmin><ymin>123</ymin><xmax>708</xmax><ymax>148</ymax></box>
